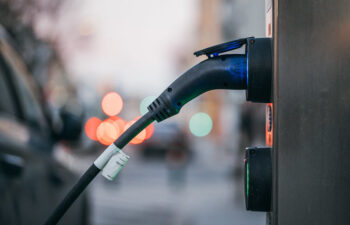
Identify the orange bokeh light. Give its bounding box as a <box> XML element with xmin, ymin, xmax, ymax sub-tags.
<box><xmin>108</xmin><ymin>116</ymin><xmax>127</xmax><ymax>133</ymax></box>
<box><xmin>85</xmin><ymin>117</ymin><xmax>102</xmax><ymax>141</ymax></box>
<box><xmin>101</xmin><ymin>92</ymin><xmax>123</xmax><ymax>116</ymax></box>
<box><xmin>96</xmin><ymin>120</ymin><xmax>120</xmax><ymax>145</ymax></box>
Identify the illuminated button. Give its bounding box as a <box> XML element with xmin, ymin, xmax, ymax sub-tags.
<box><xmin>267</xmin><ymin>105</ymin><xmax>272</xmax><ymax>132</ymax></box>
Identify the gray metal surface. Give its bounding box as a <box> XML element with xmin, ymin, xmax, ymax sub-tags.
<box><xmin>273</xmin><ymin>0</ymin><xmax>350</xmax><ymax>224</ymax></box>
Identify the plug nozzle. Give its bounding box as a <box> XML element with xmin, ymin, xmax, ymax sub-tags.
<box><xmin>148</xmin><ymin>54</ymin><xmax>247</xmax><ymax>122</ymax></box>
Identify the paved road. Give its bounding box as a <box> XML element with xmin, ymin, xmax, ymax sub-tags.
<box><xmin>88</xmin><ymin>141</ymin><xmax>266</xmax><ymax>225</ymax></box>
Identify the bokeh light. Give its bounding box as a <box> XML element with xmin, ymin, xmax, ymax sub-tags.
<box><xmin>85</xmin><ymin>117</ymin><xmax>102</xmax><ymax>141</ymax></box>
<box><xmin>101</xmin><ymin>92</ymin><xmax>123</xmax><ymax>116</ymax></box>
<box><xmin>107</xmin><ymin>116</ymin><xmax>127</xmax><ymax>136</ymax></box>
<box><xmin>189</xmin><ymin>112</ymin><xmax>213</xmax><ymax>137</ymax></box>
<box><xmin>124</xmin><ymin>117</ymin><xmax>147</xmax><ymax>144</ymax></box>
<box><xmin>139</xmin><ymin>96</ymin><xmax>156</xmax><ymax>115</ymax></box>
<box><xmin>96</xmin><ymin>120</ymin><xmax>120</xmax><ymax>145</ymax></box>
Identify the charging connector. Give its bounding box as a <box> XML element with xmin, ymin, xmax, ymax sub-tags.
<box><xmin>44</xmin><ymin>37</ymin><xmax>272</xmax><ymax>225</ymax></box>
<box><xmin>148</xmin><ymin>54</ymin><xmax>247</xmax><ymax>122</ymax></box>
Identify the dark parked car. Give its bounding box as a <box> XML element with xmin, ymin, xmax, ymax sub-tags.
<box><xmin>140</xmin><ymin>122</ymin><xmax>191</xmax><ymax>158</ymax></box>
<box><xmin>0</xmin><ymin>26</ymin><xmax>89</xmax><ymax>225</ymax></box>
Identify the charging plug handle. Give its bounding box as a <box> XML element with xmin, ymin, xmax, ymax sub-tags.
<box><xmin>148</xmin><ymin>54</ymin><xmax>247</xmax><ymax>122</ymax></box>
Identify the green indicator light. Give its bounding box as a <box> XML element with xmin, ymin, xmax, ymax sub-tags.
<box><xmin>140</xmin><ymin>96</ymin><xmax>156</xmax><ymax>115</ymax></box>
<box><xmin>189</xmin><ymin>112</ymin><xmax>213</xmax><ymax>137</ymax></box>
<box><xmin>246</xmin><ymin>162</ymin><xmax>249</xmax><ymax>197</ymax></box>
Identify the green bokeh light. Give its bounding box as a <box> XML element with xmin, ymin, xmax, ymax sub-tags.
<box><xmin>140</xmin><ymin>96</ymin><xmax>156</xmax><ymax>115</ymax></box>
<box><xmin>189</xmin><ymin>112</ymin><xmax>213</xmax><ymax>137</ymax></box>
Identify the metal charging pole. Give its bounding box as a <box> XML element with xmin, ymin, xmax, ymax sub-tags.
<box><xmin>272</xmin><ymin>0</ymin><xmax>350</xmax><ymax>224</ymax></box>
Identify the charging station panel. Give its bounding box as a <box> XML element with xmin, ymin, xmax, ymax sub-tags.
<box><xmin>272</xmin><ymin>0</ymin><xmax>350</xmax><ymax>224</ymax></box>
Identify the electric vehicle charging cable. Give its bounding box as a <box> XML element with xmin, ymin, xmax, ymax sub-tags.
<box><xmin>44</xmin><ymin>113</ymin><xmax>154</xmax><ymax>225</ymax></box>
<box><xmin>44</xmin><ymin>37</ymin><xmax>272</xmax><ymax>225</ymax></box>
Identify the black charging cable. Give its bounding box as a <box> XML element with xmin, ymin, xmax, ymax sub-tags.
<box><xmin>44</xmin><ymin>112</ymin><xmax>154</xmax><ymax>225</ymax></box>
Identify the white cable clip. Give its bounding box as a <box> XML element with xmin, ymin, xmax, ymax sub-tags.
<box><xmin>93</xmin><ymin>144</ymin><xmax>120</xmax><ymax>169</ymax></box>
<box><xmin>101</xmin><ymin>150</ymin><xmax>130</xmax><ymax>181</ymax></box>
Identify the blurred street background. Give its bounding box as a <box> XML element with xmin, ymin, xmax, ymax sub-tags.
<box><xmin>0</xmin><ymin>0</ymin><xmax>267</xmax><ymax>224</ymax></box>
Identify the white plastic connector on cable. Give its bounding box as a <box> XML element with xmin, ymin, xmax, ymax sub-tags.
<box><xmin>94</xmin><ymin>144</ymin><xmax>120</xmax><ymax>169</ymax></box>
<box><xmin>101</xmin><ymin>150</ymin><xmax>130</xmax><ymax>181</ymax></box>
